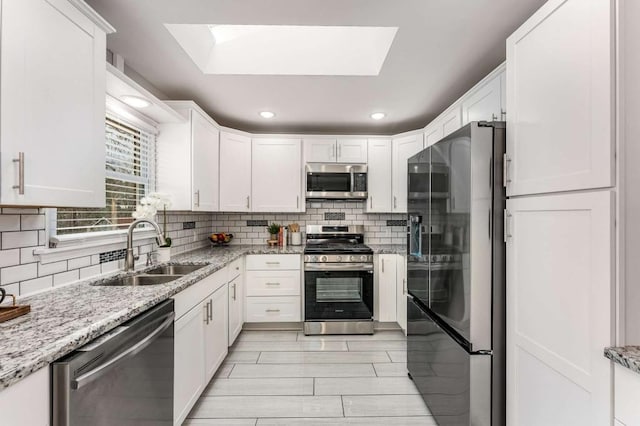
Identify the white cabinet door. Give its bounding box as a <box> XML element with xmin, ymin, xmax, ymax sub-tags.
<box><xmin>337</xmin><ymin>139</ymin><xmax>367</xmax><ymax>163</ymax></box>
<box><xmin>304</xmin><ymin>138</ymin><xmax>336</xmax><ymax>162</ymax></box>
<box><xmin>377</xmin><ymin>254</ymin><xmax>397</xmax><ymax>322</ymax></box>
<box><xmin>220</xmin><ymin>132</ymin><xmax>252</xmax><ymax>212</ymax></box>
<box><xmin>252</xmin><ymin>139</ymin><xmax>302</xmax><ymax>212</ymax></box>
<box><xmin>392</xmin><ymin>134</ymin><xmax>424</xmax><ymax>213</ymax></box>
<box><xmin>425</xmin><ymin>123</ymin><xmax>444</xmax><ymax>148</ymax></box>
<box><xmin>228</xmin><ymin>275</ymin><xmax>243</xmax><ymax>346</ymax></box>
<box><xmin>204</xmin><ymin>285</ymin><xmax>228</xmax><ymax>383</ymax></box>
<box><xmin>461</xmin><ymin>75</ymin><xmax>502</xmax><ymax>124</ymax></box>
<box><xmin>506</xmin><ymin>191</ymin><xmax>613</xmax><ymax>426</ymax></box>
<box><xmin>441</xmin><ymin>104</ymin><xmax>463</xmax><ymax>137</ymax></box>
<box><xmin>396</xmin><ymin>255</ymin><xmax>407</xmax><ymax>333</ymax></box>
<box><xmin>506</xmin><ymin>0</ymin><xmax>613</xmax><ymax>196</ymax></box>
<box><xmin>0</xmin><ymin>0</ymin><xmax>107</xmax><ymax>207</ymax></box>
<box><xmin>191</xmin><ymin>110</ymin><xmax>219</xmax><ymax>211</ymax></box>
<box><xmin>615</xmin><ymin>365</ymin><xmax>640</xmax><ymax>426</ymax></box>
<box><xmin>366</xmin><ymin>139</ymin><xmax>392</xmax><ymax>212</ymax></box>
<box><xmin>0</xmin><ymin>367</ymin><xmax>49</xmax><ymax>425</ymax></box>
<box><xmin>174</xmin><ymin>303</ymin><xmax>205</xmax><ymax>426</ymax></box>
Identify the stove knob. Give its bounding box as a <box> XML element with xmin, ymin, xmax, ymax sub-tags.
<box><xmin>444</xmin><ymin>255</ymin><xmax>450</xmax><ymax>262</ymax></box>
<box><xmin>336</xmin><ymin>255</ymin><xmax>342</xmax><ymax>262</ymax></box>
<box><xmin>311</xmin><ymin>256</ymin><xmax>318</xmax><ymax>262</ymax></box>
<box><xmin>361</xmin><ymin>255</ymin><xmax>368</xmax><ymax>262</ymax></box>
<box><xmin>349</xmin><ymin>255</ymin><xmax>356</xmax><ymax>262</ymax></box>
<box><xmin>320</xmin><ymin>256</ymin><xmax>328</xmax><ymax>262</ymax></box>
<box><xmin>432</xmin><ymin>255</ymin><xmax>438</xmax><ymax>262</ymax></box>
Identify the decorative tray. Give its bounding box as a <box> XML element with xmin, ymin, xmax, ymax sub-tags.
<box><xmin>0</xmin><ymin>294</ymin><xmax>30</xmax><ymax>323</ymax></box>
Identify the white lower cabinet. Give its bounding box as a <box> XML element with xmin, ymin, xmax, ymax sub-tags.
<box><xmin>615</xmin><ymin>365</ymin><xmax>640</xmax><ymax>426</ymax></box>
<box><xmin>506</xmin><ymin>191</ymin><xmax>613</xmax><ymax>426</ymax></box>
<box><xmin>173</xmin><ymin>269</ymin><xmax>228</xmax><ymax>426</ymax></box>
<box><xmin>228</xmin><ymin>274</ymin><xmax>243</xmax><ymax>346</ymax></box>
<box><xmin>396</xmin><ymin>255</ymin><xmax>407</xmax><ymax>333</ymax></box>
<box><xmin>0</xmin><ymin>367</ymin><xmax>49</xmax><ymax>425</ymax></box>
<box><xmin>245</xmin><ymin>254</ymin><xmax>301</xmax><ymax>322</ymax></box>
<box><xmin>376</xmin><ymin>254</ymin><xmax>397</xmax><ymax>322</ymax></box>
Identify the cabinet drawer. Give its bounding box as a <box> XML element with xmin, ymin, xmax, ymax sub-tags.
<box><xmin>246</xmin><ymin>296</ymin><xmax>301</xmax><ymax>322</ymax></box>
<box><xmin>228</xmin><ymin>257</ymin><xmax>243</xmax><ymax>281</ymax></box>
<box><xmin>245</xmin><ymin>254</ymin><xmax>300</xmax><ymax>271</ymax></box>
<box><xmin>173</xmin><ymin>269</ymin><xmax>227</xmax><ymax>319</ymax></box>
<box><xmin>246</xmin><ymin>270</ymin><xmax>300</xmax><ymax>296</ymax></box>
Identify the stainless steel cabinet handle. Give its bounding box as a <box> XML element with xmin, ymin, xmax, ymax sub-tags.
<box><xmin>208</xmin><ymin>299</ymin><xmax>213</xmax><ymax>322</ymax></box>
<box><xmin>265</xmin><ymin>282</ymin><xmax>280</xmax><ymax>286</ymax></box>
<box><xmin>232</xmin><ymin>283</ymin><xmax>237</xmax><ymax>300</ymax></box>
<box><xmin>246</xmin><ymin>196</ymin><xmax>250</xmax><ymax>209</ymax></box>
<box><xmin>504</xmin><ymin>209</ymin><xmax>512</xmax><ymax>242</ymax></box>
<box><xmin>13</xmin><ymin>152</ymin><xmax>24</xmax><ymax>195</ymax></box>
<box><xmin>492</xmin><ymin>113</ymin><xmax>498</xmax><ymax>121</ymax></box>
<box><xmin>72</xmin><ymin>312</ymin><xmax>174</xmax><ymax>389</ymax></box>
<box><xmin>338</xmin><ymin>144</ymin><xmax>341</xmax><ymax>158</ymax></box>
<box><xmin>265</xmin><ymin>261</ymin><xmax>280</xmax><ymax>265</ymax></box>
<box><xmin>370</xmin><ymin>196</ymin><xmax>373</xmax><ymax>208</ymax></box>
<box><xmin>501</xmin><ymin>109</ymin><xmax>506</xmax><ymax>120</ymax></box>
<box><xmin>297</xmin><ymin>196</ymin><xmax>299</xmax><ymax>209</ymax></box>
<box><xmin>403</xmin><ymin>278</ymin><xmax>407</xmax><ymax>294</ymax></box>
<box><xmin>503</xmin><ymin>154</ymin><xmax>511</xmax><ymax>187</ymax></box>
<box><xmin>204</xmin><ymin>302</ymin><xmax>209</xmax><ymax>324</ymax></box>
<box><xmin>393</xmin><ymin>196</ymin><xmax>397</xmax><ymax>209</ymax></box>
<box><xmin>381</xmin><ymin>258</ymin><xmax>385</xmax><ymax>273</ymax></box>
<box><xmin>265</xmin><ymin>309</ymin><xmax>280</xmax><ymax>313</ymax></box>
<box><xmin>194</xmin><ymin>190</ymin><xmax>200</xmax><ymax>207</ymax></box>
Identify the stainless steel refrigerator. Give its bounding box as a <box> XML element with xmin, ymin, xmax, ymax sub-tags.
<box><xmin>406</xmin><ymin>121</ymin><xmax>505</xmax><ymax>426</ymax></box>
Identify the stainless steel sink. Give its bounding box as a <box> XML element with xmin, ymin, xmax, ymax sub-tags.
<box><xmin>144</xmin><ymin>265</ymin><xmax>205</xmax><ymax>275</ymax></box>
<box><xmin>95</xmin><ymin>275</ymin><xmax>183</xmax><ymax>287</ymax></box>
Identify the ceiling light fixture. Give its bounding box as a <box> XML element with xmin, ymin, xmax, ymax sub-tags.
<box><xmin>370</xmin><ymin>112</ymin><xmax>386</xmax><ymax>120</ymax></box>
<box><xmin>121</xmin><ymin>95</ymin><xmax>151</xmax><ymax>109</ymax></box>
<box><xmin>260</xmin><ymin>111</ymin><xmax>275</xmax><ymax>119</ymax></box>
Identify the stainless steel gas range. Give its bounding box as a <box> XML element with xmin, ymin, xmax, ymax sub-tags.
<box><xmin>303</xmin><ymin>225</ymin><xmax>374</xmax><ymax>335</ymax></box>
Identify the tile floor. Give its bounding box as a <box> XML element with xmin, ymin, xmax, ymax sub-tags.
<box><xmin>184</xmin><ymin>330</ymin><xmax>436</xmax><ymax>425</ymax></box>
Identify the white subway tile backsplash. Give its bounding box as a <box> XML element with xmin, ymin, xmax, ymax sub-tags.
<box><xmin>68</xmin><ymin>256</ymin><xmax>92</xmax><ymax>270</ymax></box>
<box><xmin>0</xmin><ymin>215</ymin><xmax>20</xmax><ymax>232</ymax></box>
<box><xmin>1</xmin><ymin>263</ymin><xmax>38</xmax><ymax>285</ymax></box>
<box><xmin>0</xmin><ymin>249</ymin><xmax>20</xmax><ymax>268</ymax></box>
<box><xmin>38</xmin><ymin>260</ymin><xmax>67</xmax><ymax>276</ymax></box>
<box><xmin>20</xmin><ymin>247</ymin><xmax>38</xmax><ymax>264</ymax></box>
<box><xmin>20</xmin><ymin>276</ymin><xmax>52</xmax><ymax>294</ymax></box>
<box><xmin>2</xmin><ymin>231</ymin><xmax>38</xmax><ymax>249</ymax></box>
<box><xmin>20</xmin><ymin>214</ymin><xmax>45</xmax><ymax>231</ymax></box>
<box><xmin>1</xmin><ymin>283</ymin><xmax>19</xmax><ymax>295</ymax></box>
<box><xmin>2</xmin><ymin>208</ymin><xmax>40</xmax><ymax>214</ymax></box>
<box><xmin>53</xmin><ymin>270</ymin><xmax>80</xmax><ymax>287</ymax></box>
<box><xmin>79</xmin><ymin>264</ymin><xmax>101</xmax><ymax>279</ymax></box>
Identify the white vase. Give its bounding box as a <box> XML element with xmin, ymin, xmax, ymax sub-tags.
<box><xmin>157</xmin><ymin>247</ymin><xmax>171</xmax><ymax>262</ymax></box>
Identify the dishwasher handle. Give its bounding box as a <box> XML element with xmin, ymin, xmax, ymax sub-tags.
<box><xmin>71</xmin><ymin>311</ymin><xmax>174</xmax><ymax>390</ymax></box>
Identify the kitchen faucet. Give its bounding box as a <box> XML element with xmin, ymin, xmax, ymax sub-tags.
<box><xmin>125</xmin><ymin>218</ymin><xmax>167</xmax><ymax>272</ymax></box>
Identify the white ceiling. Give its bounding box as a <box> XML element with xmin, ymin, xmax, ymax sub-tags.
<box><xmin>87</xmin><ymin>0</ymin><xmax>547</xmax><ymax>135</ymax></box>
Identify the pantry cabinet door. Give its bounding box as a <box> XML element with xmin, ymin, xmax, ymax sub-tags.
<box><xmin>377</xmin><ymin>254</ymin><xmax>397</xmax><ymax>322</ymax></box>
<box><xmin>506</xmin><ymin>191</ymin><xmax>613</xmax><ymax>426</ymax></box>
<box><xmin>252</xmin><ymin>139</ymin><xmax>302</xmax><ymax>212</ymax></box>
<box><xmin>506</xmin><ymin>0</ymin><xmax>614</xmax><ymax>196</ymax></box>
<box><xmin>0</xmin><ymin>0</ymin><xmax>106</xmax><ymax>207</ymax></box>
<box><xmin>220</xmin><ymin>132</ymin><xmax>252</xmax><ymax>212</ymax></box>
<box><xmin>461</xmin><ymin>75</ymin><xmax>502</xmax><ymax>124</ymax></box>
<box><xmin>191</xmin><ymin>110</ymin><xmax>219</xmax><ymax>211</ymax></box>
<box><xmin>204</xmin><ymin>285</ymin><xmax>228</xmax><ymax>383</ymax></box>
<box><xmin>392</xmin><ymin>134</ymin><xmax>424</xmax><ymax>213</ymax></box>
<box><xmin>304</xmin><ymin>138</ymin><xmax>336</xmax><ymax>163</ymax></box>
<box><xmin>396</xmin><ymin>255</ymin><xmax>407</xmax><ymax>333</ymax></box>
<box><xmin>228</xmin><ymin>276</ymin><xmax>244</xmax><ymax>346</ymax></box>
<box><xmin>366</xmin><ymin>139</ymin><xmax>392</xmax><ymax>212</ymax></box>
<box><xmin>337</xmin><ymin>139</ymin><xmax>367</xmax><ymax>163</ymax></box>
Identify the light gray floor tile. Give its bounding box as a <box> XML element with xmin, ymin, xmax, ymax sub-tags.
<box><xmin>229</xmin><ymin>363</ymin><xmax>377</xmax><ymax>378</ymax></box>
<box><xmin>296</xmin><ymin>331</ymin><xmax>406</xmax><ymax>342</ymax></box>
<box><xmin>387</xmin><ymin>350</ymin><xmax>407</xmax><ymax>362</ymax></box>
<box><xmin>233</xmin><ymin>341</ymin><xmax>348</xmax><ymax>352</ymax></box>
<box><xmin>373</xmin><ymin>362</ymin><xmax>409</xmax><ymax>377</ymax></box>
<box><xmin>189</xmin><ymin>395</ymin><xmax>343</xmax><ymax>418</ymax></box>
<box><xmin>225</xmin><ymin>351</ymin><xmax>260</xmax><ymax>363</ymax></box>
<box><xmin>257</xmin><ymin>416</ymin><xmax>437</xmax><ymax>425</ymax></box>
<box><xmin>236</xmin><ymin>331</ymin><xmax>299</xmax><ymax>342</ymax></box>
<box><xmin>258</xmin><ymin>351</ymin><xmax>391</xmax><ymax>364</ymax></box>
<box><xmin>213</xmin><ymin>363</ymin><xmax>235</xmax><ymax>379</ymax></box>
<box><xmin>346</xmin><ymin>341</ymin><xmax>407</xmax><ymax>351</ymax></box>
<box><xmin>204</xmin><ymin>378</ymin><xmax>314</xmax><ymax>396</ymax></box>
<box><xmin>315</xmin><ymin>377</ymin><xmax>419</xmax><ymax>395</ymax></box>
<box><xmin>184</xmin><ymin>420</ymin><xmax>257</xmax><ymax>425</ymax></box>
<box><xmin>342</xmin><ymin>394</ymin><xmax>432</xmax><ymax>417</ymax></box>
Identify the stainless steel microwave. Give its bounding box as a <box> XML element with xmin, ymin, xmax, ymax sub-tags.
<box><xmin>305</xmin><ymin>163</ymin><xmax>367</xmax><ymax>200</ymax></box>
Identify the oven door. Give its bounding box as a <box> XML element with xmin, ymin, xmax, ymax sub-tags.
<box><xmin>304</xmin><ymin>264</ymin><xmax>374</xmax><ymax>320</ymax></box>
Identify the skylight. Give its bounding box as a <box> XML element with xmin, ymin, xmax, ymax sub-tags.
<box><xmin>164</xmin><ymin>24</ymin><xmax>398</xmax><ymax>76</ymax></box>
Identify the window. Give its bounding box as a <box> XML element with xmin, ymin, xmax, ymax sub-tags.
<box><xmin>55</xmin><ymin>115</ymin><xmax>156</xmax><ymax>235</ymax></box>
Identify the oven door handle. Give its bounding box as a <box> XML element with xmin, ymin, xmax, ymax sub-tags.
<box><xmin>304</xmin><ymin>263</ymin><xmax>374</xmax><ymax>272</ymax></box>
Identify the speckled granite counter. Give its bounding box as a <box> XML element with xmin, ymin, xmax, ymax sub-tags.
<box><xmin>605</xmin><ymin>346</ymin><xmax>640</xmax><ymax>374</ymax></box>
<box><xmin>368</xmin><ymin>244</ymin><xmax>407</xmax><ymax>255</ymax></box>
<box><xmin>0</xmin><ymin>245</ymin><xmax>304</xmax><ymax>390</ymax></box>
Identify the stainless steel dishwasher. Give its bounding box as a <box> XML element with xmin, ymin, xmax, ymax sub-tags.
<box><xmin>52</xmin><ymin>299</ymin><xmax>174</xmax><ymax>426</ymax></box>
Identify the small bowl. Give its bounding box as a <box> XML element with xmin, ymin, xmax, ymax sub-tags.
<box><xmin>209</xmin><ymin>234</ymin><xmax>234</xmax><ymax>246</ymax></box>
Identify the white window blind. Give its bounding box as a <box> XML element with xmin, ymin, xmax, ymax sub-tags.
<box><xmin>56</xmin><ymin>115</ymin><xmax>156</xmax><ymax>235</ymax></box>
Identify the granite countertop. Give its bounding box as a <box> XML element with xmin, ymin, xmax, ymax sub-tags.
<box><xmin>368</xmin><ymin>244</ymin><xmax>407</xmax><ymax>255</ymax></box>
<box><xmin>0</xmin><ymin>244</ymin><xmax>305</xmax><ymax>390</ymax></box>
<box><xmin>605</xmin><ymin>346</ymin><xmax>640</xmax><ymax>374</ymax></box>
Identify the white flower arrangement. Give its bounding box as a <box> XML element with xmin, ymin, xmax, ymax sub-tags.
<box><xmin>132</xmin><ymin>192</ymin><xmax>173</xmax><ymax>247</ymax></box>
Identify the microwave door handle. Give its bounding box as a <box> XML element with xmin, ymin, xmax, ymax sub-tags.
<box><xmin>350</xmin><ymin>170</ymin><xmax>354</xmax><ymax>194</ymax></box>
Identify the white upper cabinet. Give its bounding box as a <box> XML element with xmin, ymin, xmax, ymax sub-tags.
<box><xmin>219</xmin><ymin>132</ymin><xmax>252</xmax><ymax>212</ymax></box>
<box><xmin>462</xmin><ymin>74</ymin><xmax>502</xmax><ymax>124</ymax></box>
<box><xmin>366</xmin><ymin>139</ymin><xmax>392</xmax><ymax>213</ymax></box>
<box><xmin>0</xmin><ymin>0</ymin><xmax>113</xmax><ymax>207</ymax></box>
<box><xmin>252</xmin><ymin>138</ymin><xmax>303</xmax><ymax>212</ymax></box>
<box><xmin>304</xmin><ymin>138</ymin><xmax>366</xmax><ymax>163</ymax></box>
<box><xmin>392</xmin><ymin>134</ymin><xmax>424</xmax><ymax>213</ymax></box>
<box><xmin>506</xmin><ymin>0</ymin><xmax>613</xmax><ymax>196</ymax></box>
<box><xmin>424</xmin><ymin>123</ymin><xmax>444</xmax><ymax>148</ymax></box>
<box><xmin>336</xmin><ymin>139</ymin><xmax>367</xmax><ymax>163</ymax></box>
<box><xmin>158</xmin><ymin>102</ymin><xmax>220</xmax><ymax>211</ymax></box>
<box><xmin>304</xmin><ymin>138</ymin><xmax>336</xmax><ymax>162</ymax></box>
<box><xmin>441</xmin><ymin>104</ymin><xmax>463</xmax><ymax>137</ymax></box>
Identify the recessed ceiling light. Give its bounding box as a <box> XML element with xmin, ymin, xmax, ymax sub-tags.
<box><xmin>260</xmin><ymin>111</ymin><xmax>275</xmax><ymax>119</ymax></box>
<box><xmin>370</xmin><ymin>112</ymin><xmax>386</xmax><ymax>120</ymax></box>
<box><xmin>121</xmin><ymin>95</ymin><xmax>151</xmax><ymax>109</ymax></box>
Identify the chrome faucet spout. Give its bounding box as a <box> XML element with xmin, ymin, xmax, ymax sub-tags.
<box><xmin>125</xmin><ymin>218</ymin><xmax>167</xmax><ymax>272</ymax></box>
